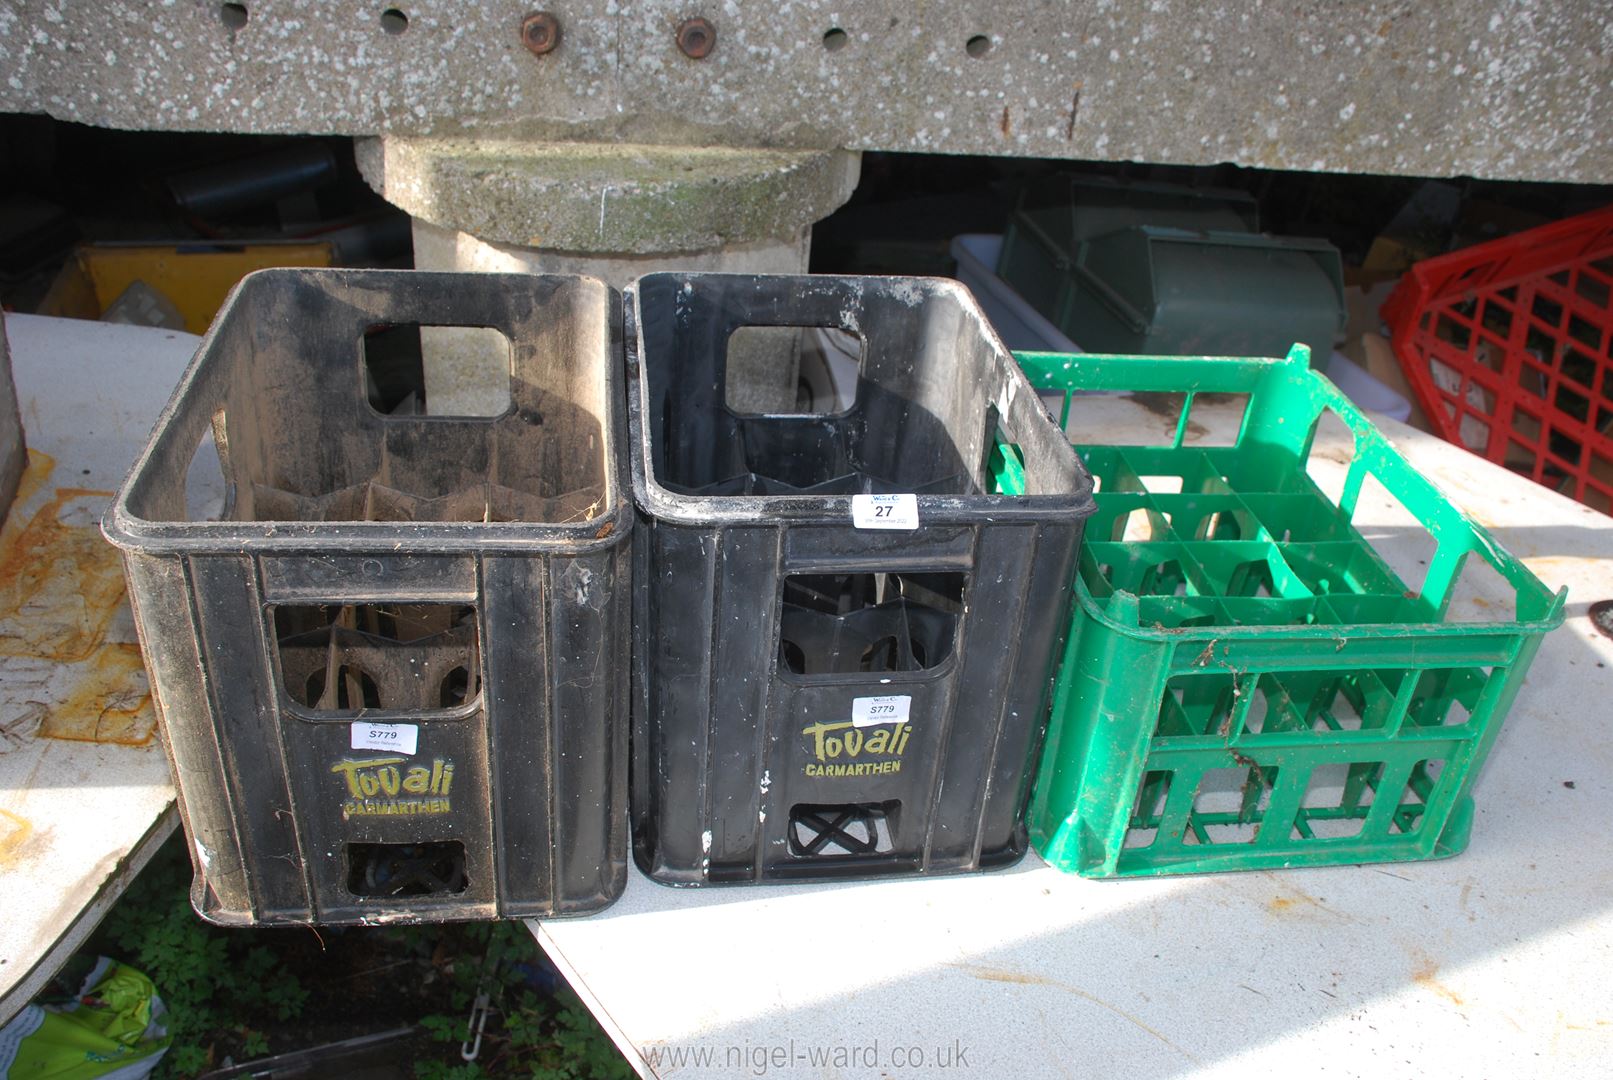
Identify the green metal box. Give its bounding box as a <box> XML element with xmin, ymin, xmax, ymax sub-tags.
<box><xmin>998</xmin><ymin>178</ymin><xmax>1345</xmax><ymax>366</ymax></box>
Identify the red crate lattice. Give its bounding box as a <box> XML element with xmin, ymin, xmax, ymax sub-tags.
<box><xmin>1383</xmin><ymin>205</ymin><xmax>1613</xmax><ymax>515</ymax></box>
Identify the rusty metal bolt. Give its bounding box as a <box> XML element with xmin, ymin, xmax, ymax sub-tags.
<box><xmin>676</xmin><ymin>17</ymin><xmax>716</xmax><ymax>59</ymax></box>
<box><xmin>521</xmin><ymin>11</ymin><xmax>561</xmax><ymax>56</ymax></box>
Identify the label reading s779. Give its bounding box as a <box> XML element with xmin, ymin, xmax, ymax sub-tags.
<box><xmin>350</xmin><ymin>721</ymin><xmax>419</xmax><ymax>756</ymax></box>
<box><xmin>851</xmin><ymin>695</ymin><xmax>912</xmax><ymax>728</ymax></box>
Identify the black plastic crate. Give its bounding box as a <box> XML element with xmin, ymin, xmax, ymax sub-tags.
<box><xmin>104</xmin><ymin>269</ymin><xmax>631</xmax><ymax>925</ymax></box>
<box><xmin>624</xmin><ymin>273</ymin><xmax>1095</xmax><ymax>884</ymax></box>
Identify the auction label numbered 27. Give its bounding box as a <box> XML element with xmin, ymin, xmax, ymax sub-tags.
<box><xmin>851</xmin><ymin>493</ymin><xmax>919</xmax><ymax>530</ymax></box>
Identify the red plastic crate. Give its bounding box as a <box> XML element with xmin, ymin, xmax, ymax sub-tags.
<box><xmin>1383</xmin><ymin>205</ymin><xmax>1613</xmax><ymax>515</ymax></box>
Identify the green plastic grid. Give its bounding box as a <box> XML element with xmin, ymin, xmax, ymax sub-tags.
<box><xmin>1018</xmin><ymin>346</ymin><xmax>1566</xmax><ymax>878</ymax></box>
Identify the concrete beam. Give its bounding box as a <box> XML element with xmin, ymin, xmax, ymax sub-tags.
<box><xmin>2</xmin><ymin>2</ymin><xmax>1609</xmax><ymax>183</ymax></box>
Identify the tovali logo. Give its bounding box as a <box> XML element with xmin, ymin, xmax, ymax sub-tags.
<box><xmin>799</xmin><ymin>720</ymin><xmax>912</xmax><ymax>778</ymax></box>
<box><xmin>332</xmin><ymin>756</ymin><xmax>455</xmax><ymax>818</ymax></box>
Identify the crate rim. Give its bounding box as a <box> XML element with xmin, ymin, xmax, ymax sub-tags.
<box><xmin>622</xmin><ymin>271</ymin><xmax>1097</xmax><ymax>528</ymax></box>
<box><xmin>102</xmin><ymin>502</ymin><xmax>635</xmax><ymax>555</ymax></box>
<box><xmin>1014</xmin><ymin>345</ymin><xmax>1568</xmax><ymax>641</ymax></box>
<box><xmin>1388</xmin><ymin>204</ymin><xmax>1613</xmax><ymax>304</ymax></box>
<box><xmin>103</xmin><ymin>266</ymin><xmax>634</xmax><ymax>556</ymax></box>
<box><xmin>1070</xmin><ymin>588</ymin><xmax>1564</xmax><ymax>641</ymax></box>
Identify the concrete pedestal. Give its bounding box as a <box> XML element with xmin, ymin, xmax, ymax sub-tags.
<box><xmin>360</xmin><ymin>138</ymin><xmax>861</xmax><ymax>414</ymax></box>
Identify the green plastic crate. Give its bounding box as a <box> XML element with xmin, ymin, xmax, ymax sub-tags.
<box><xmin>1017</xmin><ymin>346</ymin><xmax>1565</xmax><ymax>878</ymax></box>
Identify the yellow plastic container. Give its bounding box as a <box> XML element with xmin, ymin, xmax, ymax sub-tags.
<box><xmin>40</xmin><ymin>241</ymin><xmax>333</xmax><ymax>334</ymax></box>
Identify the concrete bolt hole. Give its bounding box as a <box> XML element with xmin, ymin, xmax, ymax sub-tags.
<box><xmin>218</xmin><ymin>2</ymin><xmax>248</xmax><ymax>31</ymax></box>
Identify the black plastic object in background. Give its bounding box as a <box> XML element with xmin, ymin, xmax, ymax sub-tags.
<box><xmin>166</xmin><ymin>143</ymin><xmax>339</xmax><ymax>217</ymax></box>
<box><xmin>103</xmin><ymin>269</ymin><xmax>631</xmax><ymax>926</ymax></box>
<box><xmin>625</xmin><ymin>272</ymin><xmax>1096</xmax><ymax>885</ymax></box>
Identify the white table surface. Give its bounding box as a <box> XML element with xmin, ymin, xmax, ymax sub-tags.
<box><xmin>534</xmin><ymin>393</ymin><xmax>1613</xmax><ymax>1080</ymax></box>
<box><xmin>0</xmin><ymin>315</ymin><xmax>202</xmax><ymax>1024</ymax></box>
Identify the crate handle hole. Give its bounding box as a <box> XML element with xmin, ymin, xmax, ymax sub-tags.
<box><xmin>788</xmin><ymin>801</ymin><xmax>899</xmax><ymax>856</ymax></box>
<box><xmin>274</xmin><ymin>604</ymin><xmax>480</xmax><ymax>714</ymax></box>
<box><xmin>724</xmin><ymin>325</ymin><xmax>864</xmax><ymax>416</ymax></box>
<box><xmin>778</xmin><ymin>572</ymin><xmax>964</xmax><ymax>675</ymax></box>
<box><xmin>347</xmin><ymin>841</ymin><xmax>467</xmax><ymax>897</ymax></box>
<box><xmin>363</xmin><ymin>323</ymin><xmax>513</xmax><ymax>418</ymax></box>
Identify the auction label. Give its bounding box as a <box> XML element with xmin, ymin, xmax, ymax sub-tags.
<box><xmin>851</xmin><ymin>493</ymin><xmax>918</xmax><ymax>530</ymax></box>
<box><xmin>350</xmin><ymin>721</ymin><xmax>418</xmax><ymax>756</ymax></box>
<box><xmin>851</xmin><ymin>695</ymin><xmax>912</xmax><ymax>728</ymax></box>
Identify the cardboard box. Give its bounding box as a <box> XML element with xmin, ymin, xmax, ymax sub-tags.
<box><xmin>1341</xmin><ymin>331</ymin><xmax>1430</xmax><ymax>432</ymax></box>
